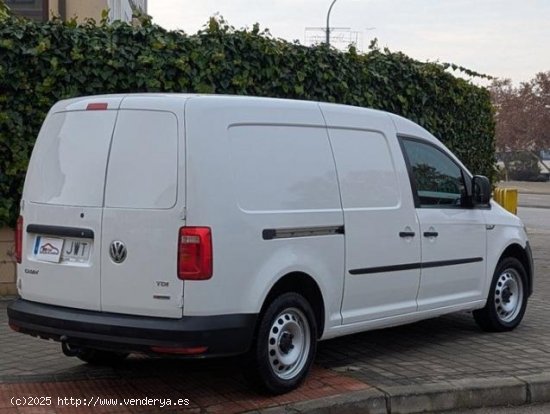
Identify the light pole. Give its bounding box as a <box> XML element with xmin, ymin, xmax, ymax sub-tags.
<box><xmin>326</xmin><ymin>0</ymin><xmax>338</xmax><ymax>45</ymax></box>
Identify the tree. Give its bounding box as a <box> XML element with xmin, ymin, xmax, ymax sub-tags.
<box><xmin>490</xmin><ymin>71</ymin><xmax>550</xmax><ymax>180</ymax></box>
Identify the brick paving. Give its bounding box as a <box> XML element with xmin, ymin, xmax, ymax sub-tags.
<box><xmin>0</xmin><ymin>307</ymin><xmax>369</xmax><ymax>412</ymax></box>
<box><xmin>1</xmin><ymin>213</ymin><xmax>549</xmax><ymax>412</ymax></box>
<box><xmin>318</xmin><ymin>230</ymin><xmax>550</xmax><ymax>387</ymax></box>
<box><xmin>0</xmin><ymin>370</ymin><xmax>367</xmax><ymax>413</ymax></box>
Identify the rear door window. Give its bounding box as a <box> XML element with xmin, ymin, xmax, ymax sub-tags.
<box><xmin>24</xmin><ymin>111</ymin><xmax>117</xmax><ymax>207</ymax></box>
<box><xmin>104</xmin><ymin>110</ymin><xmax>178</xmax><ymax>209</ymax></box>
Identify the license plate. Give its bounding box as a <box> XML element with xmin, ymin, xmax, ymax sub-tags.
<box><xmin>34</xmin><ymin>236</ymin><xmax>92</xmax><ymax>264</ymax></box>
<box><xmin>61</xmin><ymin>238</ymin><xmax>92</xmax><ymax>263</ymax></box>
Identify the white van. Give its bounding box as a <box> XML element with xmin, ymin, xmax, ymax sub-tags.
<box><xmin>8</xmin><ymin>94</ymin><xmax>533</xmax><ymax>394</ymax></box>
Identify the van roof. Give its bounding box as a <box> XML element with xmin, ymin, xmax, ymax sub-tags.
<box><xmin>49</xmin><ymin>93</ymin><xmax>445</xmax><ymax>150</ymax></box>
<box><xmin>50</xmin><ymin>93</ymin><xmax>388</xmax><ymax>116</ymax></box>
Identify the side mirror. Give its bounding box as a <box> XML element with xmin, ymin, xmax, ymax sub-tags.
<box><xmin>472</xmin><ymin>175</ymin><xmax>491</xmax><ymax>206</ymax></box>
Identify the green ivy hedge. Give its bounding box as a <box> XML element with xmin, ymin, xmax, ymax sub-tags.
<box><xmin>0</xmin><ymin>15</ymin><xmax>495</xmax><ymax>226</ymax></box>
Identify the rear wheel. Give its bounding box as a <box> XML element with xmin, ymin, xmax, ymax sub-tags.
<box><xmin>474</xmin><ymin>257</ymin><xmax>528</xmax><ymax>332</ymax></box>
<box><xmin>245</xmin><ymin>292</ymin><xmax>317</xmax><ymax>394</ymax></box>
<box><xmin>76</xmin><ymin>348</ymin><xmax>129</xmax><ymax>365</ymax></box>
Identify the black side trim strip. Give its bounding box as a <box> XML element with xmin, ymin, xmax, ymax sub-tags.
<box><xmin>26</xmin><ymin>224</ymin><xmax>94</xmax><ymax>240</ymax></box>
<box><xmin>421</xmin><ymin>257</ymin><xmax>483</xmax><ymax>269</ymax></box>
<box><xmin>350</xmin><ymin>257</ymin><xmax>483</xmax><ymax>275</ymax></box>
<box><xmin>263</xmin><ymin>225</ymin><xmax>344</xmax><ymax>240</ymax></box>
<box><xmin>350</xmin><ymin>262</ymin><xmax>420</xmax><ymax>275</ymax></box>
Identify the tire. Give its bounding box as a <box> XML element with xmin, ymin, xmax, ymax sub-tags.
<box><xmin>245</xmin><ymin>292</ymin><xmax>317</xmax><ymax>395</ymax></box>
<box><xmin>76</xmin><ymin>348</ymin><xmax>129</xmax><ymax>365</ymax></box>
<box><xmin>474</xmin><ymin>257</ymin><xmax>528</xmax><ymax>332</ymax></box>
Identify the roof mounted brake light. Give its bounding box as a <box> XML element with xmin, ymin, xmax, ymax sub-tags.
<box><xmin>86</xmin><ymin>103</ymin><xmax>108</xmax><ymax>110</ymax></box>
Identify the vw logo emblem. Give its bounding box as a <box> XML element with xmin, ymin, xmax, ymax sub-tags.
<box><xmin>110</xmin><ymin>241</ymin><xmax>127</xmax><ymax>264</ymax></box>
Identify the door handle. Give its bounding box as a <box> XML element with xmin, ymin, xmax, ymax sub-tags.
<box><xmin>399</xmin><ymin>231</ymin><xmax>416</xmax><ymax>238</ymax></box>
<box><xmin>423</xmin><ymin>231</ymin><xmax>439</xmax><ymax>238</ymax></box>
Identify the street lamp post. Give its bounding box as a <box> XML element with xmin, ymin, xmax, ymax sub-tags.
<box><xmin>326</xmin><ymin>0</ymin><xmax>338</xmax><ymax>45</ymax></box>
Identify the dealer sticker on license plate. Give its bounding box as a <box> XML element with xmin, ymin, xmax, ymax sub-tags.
<box><xmin>34</xmin><ymin>236</ymin><xmax>92</xmax><ymax>264</ymax></box>
<box><xmin>34</xmin><ymin>236</ymin><xmax>64</xmax><ymax>263</ymax></box>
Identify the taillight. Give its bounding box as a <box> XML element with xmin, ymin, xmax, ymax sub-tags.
<box><xmin>15</xmin><ymin>216</ymin><xmax>23</xmax><ymax>264</ymax></box>
<box><xmin>178</xmin><ymin>227</ymin><xmax>212</xmax><ymax>280</ymax></box>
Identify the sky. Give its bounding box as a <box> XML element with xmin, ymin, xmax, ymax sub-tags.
<box><xmin>148</xmin><ymin>0</ymin><xmax>549</xmax><ymax>85</ymax></box>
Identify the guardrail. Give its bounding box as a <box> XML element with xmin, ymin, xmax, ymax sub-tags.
<box><xmin>493</xmin><ymin>187</ymin><xmax>518</xmax><ymax>215</ymax></box>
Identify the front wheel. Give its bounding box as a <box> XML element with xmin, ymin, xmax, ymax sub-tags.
<box><xmin>474</xmin><ymin>257</ymin><xmax>528</xmax><ymax>332</ymax></box>
<box><xmin>245</xmin><ymin>292</ymin><xmax>317</xmax><ymax>394</ymax></box>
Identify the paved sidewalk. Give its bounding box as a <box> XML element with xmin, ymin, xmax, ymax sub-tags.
<box><xmin>1</xmin><ymin>223</ymin><xmax>550</xmax><ymax>412</ymax></box>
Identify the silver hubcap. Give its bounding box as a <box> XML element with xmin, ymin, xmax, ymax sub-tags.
<box><xmin>494</xmin><ymin>268</ymin><xmax>523</xmax><ymax>323</ymax></box>
<box><xmin>267</xmin><ymin>307</ymin><xmax>311</xmax><ymax>380</ymax></box>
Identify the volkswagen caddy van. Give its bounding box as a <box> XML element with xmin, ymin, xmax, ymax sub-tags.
<box><xmin>8</xmin><ymin>94</ymin><xmax>533</xmax><ymax>394</ymax></box>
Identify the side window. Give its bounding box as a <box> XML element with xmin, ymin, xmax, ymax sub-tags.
<box><xmin>401</xmin><ymin>138</ymin><xmax>466</xmax><ymax>208</ymax></box>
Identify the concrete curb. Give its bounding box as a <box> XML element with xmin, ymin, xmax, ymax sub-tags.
<box><xmin>257</xmin><ymin>374</ymin><xmax>550</xmax><ymax>413</ymax></box>
<box><xmin>384</xmin><ymin>377</ymin><xmax>526</xmax><ymax>414</ymax></box>
<box><xmin>260</xmin><ymin>388</ymin><xmax>388</xmax><ymax>414</ymax></box>
<box><xmin>518</xmin><ymin>372</ymin><xmax>550</xmax><ymax>403</ymax></box>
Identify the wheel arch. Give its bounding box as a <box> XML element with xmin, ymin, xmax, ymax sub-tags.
<box><xmin>499</xmin><ymin>243</ymin><xmax>533</xmax><ymax>297</ymax></box>
<box><xmin>259</xmin><ymin>272</ymin><xmax>325</xmax><ymax>338</ymax></box>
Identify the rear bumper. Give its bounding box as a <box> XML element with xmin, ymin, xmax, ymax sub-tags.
<box><xmin>7</xmin><ymin>299</ymin><xmax>257</xmax><ymax>357</ymax></box>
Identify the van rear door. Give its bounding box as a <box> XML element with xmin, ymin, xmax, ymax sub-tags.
<box><xmin>100</xmin><ymin>106</ymin><xmax>183</xmax><ymax>318</ymax></box>
<box><xmin>20</xmin><ymin>98</ymin><xmax>121</xmax><ymax>310</ymax></box>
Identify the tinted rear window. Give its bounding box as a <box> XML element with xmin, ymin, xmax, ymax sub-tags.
<box><xmin>24</xmin><ymin>111</ymin><xmax>117</xmax><ymax>207</ymax></box>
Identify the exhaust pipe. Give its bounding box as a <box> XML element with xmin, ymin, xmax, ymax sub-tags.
<box><xmin>61</xmin><ymin>338</ymin><xmax>82</xmax><ymax>357</ymax></box>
